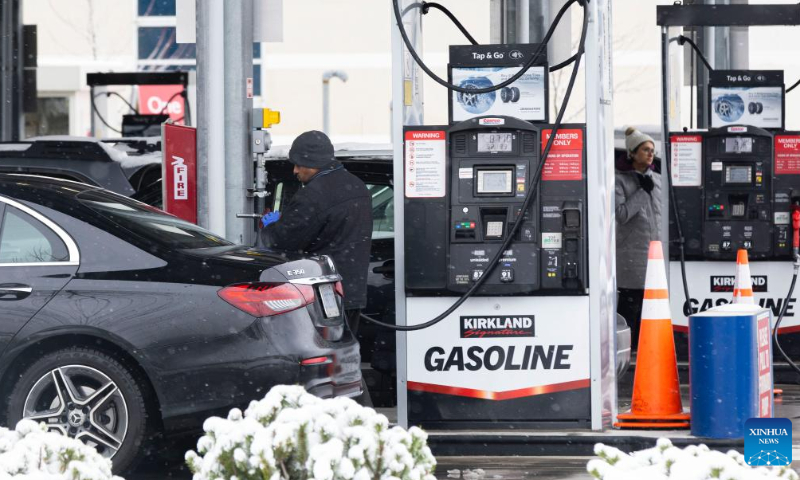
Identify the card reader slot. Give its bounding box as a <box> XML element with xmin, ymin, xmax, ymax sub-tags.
<box><xmin>455</xmin><ymin>229</ymin><xmax>476</xmax><ymax>240</ymax></box>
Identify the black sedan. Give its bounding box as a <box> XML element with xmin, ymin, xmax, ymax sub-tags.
<box><xmin>0</xmin><ymin>174</ymin><xmax>361</xmax><ymax>473</ymax></box>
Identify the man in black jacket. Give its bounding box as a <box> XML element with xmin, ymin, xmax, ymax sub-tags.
<box><xmin>260</xmin><ymin>131</ymin><xmax>372</xmax><ymax>335</ymax></box>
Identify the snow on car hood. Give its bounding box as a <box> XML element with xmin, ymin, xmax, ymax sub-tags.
<box><xmin>27</xmin><ymin>135</ymin><xmax>161</xmax><ymax>169</ymax></box>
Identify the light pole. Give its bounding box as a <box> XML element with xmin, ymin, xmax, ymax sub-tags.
<box><xmin>322</xmin><ymin>70</ymin><xmax>348</xmax><ymax>136</ymax></box>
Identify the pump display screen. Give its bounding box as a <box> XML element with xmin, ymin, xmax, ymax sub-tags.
<box><xmin>725</xmin><ymin>165</ymin><xmax>752</xmax><ymax>184</ymax></box>
<box><xmin>477</xmin><ymin>170</ymin><xmax>513</xmax><ymax>194</ymax></box>
<box><xmin>725</xmin><ymin>137</ymin><xmax>753</xmax><ymax>153</ymax></box>
<box><xmin>477</xmin><ymin>133</ymin><xmax>513</xmax><ymax>153</ymax></box>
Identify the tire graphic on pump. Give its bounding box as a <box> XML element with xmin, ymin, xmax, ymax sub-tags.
<box><xmin>456</xmin><ymin>76</ymin><xmax>497</xmax><ymax>114</ymax></box>
<box><xmin>714</xmin><ymin>94</ymin><xmax>745</xmax><ymax>122</ymax></box>
<box><xmin>501</xmin><ymin>87</ymin><xmax>512</xmax><ymax>103</ymax></box>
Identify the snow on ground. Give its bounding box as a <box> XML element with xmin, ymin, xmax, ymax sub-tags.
<box><xmin>0</xmin><ymin>420</ymin><xmax>122</xmax><ymax>480</ymax></box>
<box><xmin>587</xmin><ymin>438</ymin><xmax>799</xmax><ymax>480</ymax></box>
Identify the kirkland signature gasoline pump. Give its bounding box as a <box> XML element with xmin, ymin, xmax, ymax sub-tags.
<box><xmin>384</xmin><ymin>0</ymin><xmax>620</xmax><ymax>431</ymax></box>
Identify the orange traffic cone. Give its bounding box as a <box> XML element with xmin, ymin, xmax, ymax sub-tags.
<box><xmin>615</xmin><ymin>241</ymin><xmax>690</xmax><ymax>429</ymax></box>
<box><xmin>732</xmin><ymin>249</ymin><xmax>754</xmax><ymax>304</ymax></box>
<box><xmin>733</xmin><ymin>250</ymin><xmax>783</xmax><ymax>398</ymax></box>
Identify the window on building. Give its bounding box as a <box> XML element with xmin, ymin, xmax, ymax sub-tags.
<box><xmin>24</xmin><ymin>97</ymin><xmax>69</xmax><ymax>138</ymax></box>
<box><xmin>139</xmin><ymin>0</ymin><xmax>176</xmax><ymax>16</ymax></box>
<box><xmin>136</xmin><ymin>0</ymin><xmax>262</xmax><ymax>96</ymax></box>
<box><xmin>138</xmin><ymin>27</ymin><xmax>197</xmax><ymax>62</ymax></box>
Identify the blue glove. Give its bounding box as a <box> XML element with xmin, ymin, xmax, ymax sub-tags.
<box><xmin>261</xmin><ymin>211</ymin><xmax>281</xmax><ymax>227</ymax></box>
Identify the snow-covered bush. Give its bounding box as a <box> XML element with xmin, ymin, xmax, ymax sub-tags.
<box><xmin>0</xmin><ymin>419</ymin><xmax>123</xmax><ymax>480</ymax></box>
<box><xmin>587</xmin><ymin>438</ymin><xmax>799</xmax><ymax>480</ymax></box>
<box><xmin>185</xmin><ymin>385</ymin><xmax>437</xmax><ymax>480</ymax></box>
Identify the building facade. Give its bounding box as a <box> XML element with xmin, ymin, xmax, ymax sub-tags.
<box><xmin>23</xmin><ymin>0</ymin><xmax>800</xmax><ymax>145</ymax></box>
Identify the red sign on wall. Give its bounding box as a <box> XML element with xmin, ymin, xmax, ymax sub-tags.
<box><xmin>139</xmin><ymin>85</ymin><xmax>185</xmax><ymax>123</ymax></box>
<box><xmin>775</xmin><ymin>134</ymin><xmax>800</xmax><ymax>175</ymax></box>
<box><xmin>540</xmin><ymin>129</ymin><xmax>584</xmax><ymax>181</ymax></box>
<box><xmin>162</xmin><ymin>123</ymin><xmax>197</xmax><ymax>224</ymax></box>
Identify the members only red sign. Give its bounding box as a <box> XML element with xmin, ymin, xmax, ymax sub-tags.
<box><xmin>541</xmin><ymin>129</ymin><xmax>583</xmax><ymax>181</ymax></box>
<box><xmin>162</xmin><ymin>123</ymin><xmax>197</xmax><ymax>224</ymax></box>
<box><xmin>775</xmin><ymin>134</ymin><xmax>800</xmax><ymax>175</ymax></box>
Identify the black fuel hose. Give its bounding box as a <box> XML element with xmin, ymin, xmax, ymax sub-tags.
<box><xmin>550</xmin><ymin>53</ymin><xmax>579</xmax><ymax>73</ymax></box>
<box><xmin>159</xmin><ymin>90</ymin><xmax>186</xmax><ymax>116</ymax></box>
<box><xmin>421</xmin><ymin>2</ymin><xmax>478</xmax><ymax>45</ymax></box>
<box><xmin>91</xmin><ymin>92</ymin><xmax>123</xmax><ymax>134</ymax></box>
<box><xmin>362</xmin><ymin>0</ymin><xmax>588</xmax><ymax>331</ymax></box>
<box><xmin>665</xmin><ymin>38</ymin><xmax>698</xmax><ymax>317</ymax></box>
<box><xmin>787</xmin><ymin>77</ymin><xmax>800</xmax><ymax>94</ymax></box>
<box><xmin>669</xmin><ymin>35</ymin><xmax>713</xmax><ymax>72</ymax></box>
<box><xmin>392</xmin><ymin>0</ymin><xmax>580</xmax><ymax>95</ymax></box>
<box><xmin>774</xmin><ymin>265</ymin><xmax>800</xmax><ymax>379</ymax></box>
<box><xmin>665</xmin><ymin>154</ymin><xmax>692</xmax><ymax>317</ymax></box>
<box><xmin>409</xmin><ymin>0</ymin><xmax>578</xmax><ymax>74</ymax></box>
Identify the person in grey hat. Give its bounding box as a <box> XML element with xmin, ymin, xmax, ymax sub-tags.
<box><xmin>260</xmin><ymin>130</ymin><xmax>373</xmax><ymax>335</ymax></box>
<box><xmin>616</xmin><ymin>126</ymin><xmax>661</xmax><ymax>351</ymax></box>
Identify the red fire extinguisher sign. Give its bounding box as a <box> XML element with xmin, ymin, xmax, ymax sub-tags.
<box><xmin>162</xmin><ymin>122</ymin><xmax>198</xmax><ymax>224</ymax></box>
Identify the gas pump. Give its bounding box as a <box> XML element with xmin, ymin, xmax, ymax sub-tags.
<box><xmin>387</xmin><ymin>0</ymin><xmax>619</xmax><ymax>431</ymax></box>
<box><xmin>668</xmin><ymin>126</ymin><xmax>800</xmax><ymax>366</ymax></box>
<box><xmin>405</xmin><ymin>118</ymin><xmax>587</xmax><ymax>296</ymax></box>
<box><xmin>670</xmin><ymin>126</ymin><xmax>776</xmax><ymax>261</ymax></box>
<box><xmin>658</xmin><ymin>7</ymin><xmax>800</xmax><ymax>370</ymax></box>
<box><xmin>402</xmin><ymin>118</ymin><xmax>590</xmax><ymax>427</ymax></box>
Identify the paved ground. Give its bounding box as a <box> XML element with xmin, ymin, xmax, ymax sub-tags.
<box><xmin>128</xmin><ymin>451</ymin><xmax>595</xmax><ymax>480</ymax></box>
<box><xmin>126</xmin><ymin>378</ymin><xmax>800</xmax><ymax>479</ymax></box>
<box><xmin>434</xmin><ymin>457</ymin><xmax>592</xmax><ymax>480</ymax></box>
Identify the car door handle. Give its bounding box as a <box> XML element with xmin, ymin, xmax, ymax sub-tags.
<box><xmin>372</xmin><ymin>261</ymin><xmax>395</xmax><ymax>279</ymax></box>
<box><xmin>0</xmin><ymin>284</ymin><xmax>33</xmax><ymax>300</ymax></box>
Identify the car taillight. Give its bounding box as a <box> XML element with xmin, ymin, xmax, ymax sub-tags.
<box><xmin>300</xmin><ymin>356</ymin><xmax>331</xmax><ymax>366</ymax></box>
<box><xmin>334</xmin><ymin>281</ymin><xmax>344</xmax><ymax>297</ymax></box>
<box><xmin>218</xmin><ymin>282</ymin><xmax>315</xmax><ymax>317</ymax></box>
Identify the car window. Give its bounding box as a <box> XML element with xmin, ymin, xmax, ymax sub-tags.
<box><xmin>368</xmin><ymin>184</ymin><xmax>394</xmax><ymax>240</ymax></box>
<box><xmin>272</xmin><ymin>182</ymin><xmax>284</xmax><ymax>212</ymax></box>
<box><xmin>0</xmin><ymin>206</ymin><xmax>69</xmax><ymax>264</ymax></box>
<box><xmin>78</xmin><ymin>191</ymin><xmax>233</xmax><ymax>250</ymax></box>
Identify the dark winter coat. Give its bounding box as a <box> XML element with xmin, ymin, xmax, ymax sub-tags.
<box><xmin>262</xmin><ymin>166</ymin><xmax>372</xmax><ymax>309</ymax></box>
<box><xmin>615</xmin><ymin>169</ymin><xmax>662</xmax><ymax>289</ymax></box>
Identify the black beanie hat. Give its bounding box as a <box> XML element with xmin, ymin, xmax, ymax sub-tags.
<box><xmin>288</xmin><ymin>130</ymin><xmax>335</xmax><ymax>169</ymax></box>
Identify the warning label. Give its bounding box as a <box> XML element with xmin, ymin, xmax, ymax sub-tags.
<box><xmin>670</xmin><ymin>135</ymin><xmax>703</xmax><ymax>187</ymax></box>
<box><xmin>405</xmin><ymin>131</ymin><xmax>446</xmax><ymax>198</ymax></box>
<box><xmin>775</xmin><ymin>135</ymin><xmax>800</xmax><ymax>175</ymax></box>
<box><xmin>540</xmin><ymin>129</ymin><xmax>583</xmax><ymax>181</ymax></box>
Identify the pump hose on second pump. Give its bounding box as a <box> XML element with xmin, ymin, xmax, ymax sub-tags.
<box><xmin>774</xmin><ymin>205</ymin><xmax>800</xmax><ymax>381</ymax></box>
<box><xmin>360</xmin><ymin>0</ymin><xmax>589</xmax><ymax>332</ymax></box>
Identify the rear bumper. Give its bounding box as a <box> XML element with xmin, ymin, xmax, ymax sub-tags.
<box><xmin>149</xmin><ymin>306</ymin><xmax>361</xmax><ymax>432</ymax></box>
<box><xmin>306</xmin><ymin>378</ymin><xmax>363</xmax><ymax>399</ymax></box>
<box><xmin>299</xmin><ymin>335</ymin><xmax>363</xmax><ymax>398</ymax></box>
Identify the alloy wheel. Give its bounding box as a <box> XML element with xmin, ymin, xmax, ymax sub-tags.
<box><xmin>22</xmin><ymin>364</ymin><xmax>129</xmax><ymax>459</ymax></box>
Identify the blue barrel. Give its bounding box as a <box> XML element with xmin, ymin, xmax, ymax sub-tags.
<box><xmin>689</xmin><ymin>304</ymin><xmax>773</xmax><ymax>438</ymax></box>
